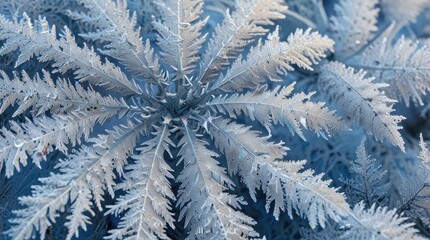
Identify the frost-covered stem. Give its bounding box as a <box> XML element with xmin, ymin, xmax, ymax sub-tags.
<box><xmin>204</xmin><ymin>116</ymin><xmax>348</xmax><ymax>211</ymax></box>
<box><xmin>12</xmin><ymin>186</ymin><xmax>72</xmax><ymax>240</ymax></box>
<box><xmin>48</xmin><ymin>98</ymin><xmax>132</xmax><ymax>113</ymax></box>
<box><xmin>203</xmin><ymin>117</ymin><xmax>397</xmax><ymax>238</ymax></box>
<box><xmin>137</xmin><ymin>124</ymin><xmax>170</xmax><ymax>239</ymax></box>
<box><xmin>181</xmin><ymin>121</ymin><xmax>231</xmax><ymax>239</ymax></box>
<box><xmin>285</xmin><ymin>9</ymin><xmax>317</xmax><ymax>29</ymax></box>
<box><xmin>342</xmin><ymin>22</ymin><xmax>396</xmax><ymax>63</ymax></box>
<box><xmin>347</xmin><ymin>64</ymin><xmax>430</xmax><ymax>71</ymax></box>
<box><xmin>398</xmin><ymin>181</ymin><xmax>428</xmax><ymax>212</ymax></box>
<box><xmin>0</xmin><ymin>114</ymin><xmax>99</xmax><ymax>155</ymax></box>
<box><xmin>196</xmin><ymin>25</ymin><xmax>242</xmax><ymax>84</ymax></box>
<box><xmin>89</xmin><ymin>0</ymin><xmax>162</xmax><ymax>85</ymax></box>
<box><xmin>316</xmin><ymin>0</ymin><xmax>329</xmax><ymax>29</ymax></box>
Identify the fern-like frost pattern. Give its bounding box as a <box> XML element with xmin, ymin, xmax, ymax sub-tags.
<box><xmin>0</xmin><ymin>0</ymin><xmax>427</xmax><ymax>239</ymax></box>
